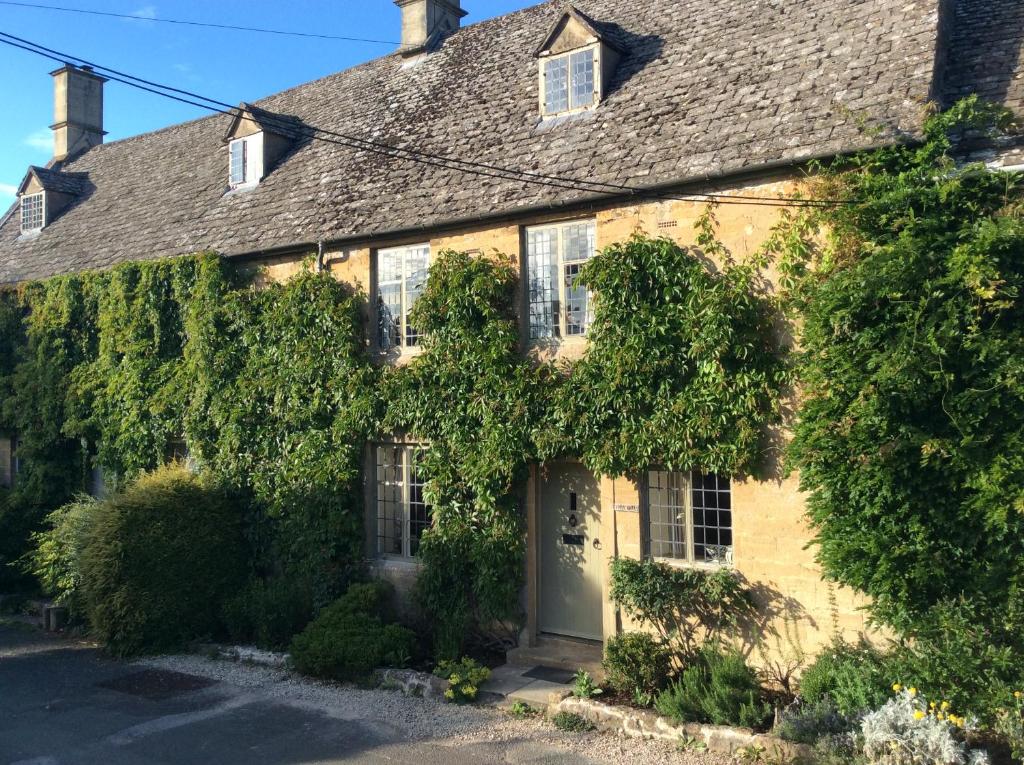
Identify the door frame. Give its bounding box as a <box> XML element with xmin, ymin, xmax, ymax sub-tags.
<box><xmin>524</xmin><ymin>460</ymin><xmax>618</xmax><ymax>648</ymax></box>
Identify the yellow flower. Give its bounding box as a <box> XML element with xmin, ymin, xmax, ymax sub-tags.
<box><xmin>936</xmin><ymin>712</ymin><xmax>945</xmax><ymax>721</ymax></box>
<box><xmin>940</xmin><ymin>701</ymin><xmax>950</xmax><ymax>711</ymax></box>
<box><xmin>914</xmin><ymin>710</ymin><xmax>926</xmax><ymax>720</ymax></box>
<box><xmin>1015</xmin><ymin>691</ymin><xmax>1022</xmax><ymax>699</ymax></box>
<box><xmin>892</xmin><ymin>683</ymin><xmax>903</xmax><ymax>693</ymax></box>
<box><xmin>930</xmin><ymin>701</ymin><xmax>937</xmax><ymax>709</ymax></box>
<box><xmin>909</xmin><ymin>687</ymin><xmax>918</xmax><ymax>697</ymax></box>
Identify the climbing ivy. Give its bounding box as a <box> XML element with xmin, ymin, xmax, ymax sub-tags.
<box><xmin>784</xmin><ymin>96</ymin><xmax>1024</xmax><ymax>633</ymax></box>
<box><xmin>540</xmin><ymin>227</ymin><xmax>790</xmax><ymax>478</ymax></box>
<box><xmin>382</xmin><ymin>250</ymin><xmax>551</xmax><ymax>658</ymax></box>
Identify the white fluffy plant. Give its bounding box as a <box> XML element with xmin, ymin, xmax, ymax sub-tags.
<box><xmin>860</xmin><ymin>691</ymin><xmax>989</xmax><ymax>765</ymax></box>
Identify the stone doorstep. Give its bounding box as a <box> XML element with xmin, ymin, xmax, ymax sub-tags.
<box><xmin>480</xmin><ymin>664</ymin><xmax>577</xmax><ymax>712</ymax></box>
<box><xmin>554</xmin><ymin>696</ymin><xmax>812</xmax><ymax>759</ymax></box>
<box><xmin>506</xmin><ymin>636</ymin><xmax>604</xmax><ymax>679</ymax></box>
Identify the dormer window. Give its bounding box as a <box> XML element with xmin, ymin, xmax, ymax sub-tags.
<box><xmin>223</xmin><ymin>103</ymin><xmax>300</xmax><ymax>193</ymax></box>
<box><xmin>229</xmin><ymin>138</ymin><xmax>248</xmax><ymax>186</ymax></box>
<box><xmin>20</xmin><ymin>192</ymin><xmax>45</xmax><ymax>233</ymax></box>
<box><xmin>536</xmin><ymin>7</ymin><xmax>622</xmax><ymax>119</ymax></box>
<box><xmin>544</xmin><ymin>48</ymin><xmax>596</xmax><ymax>114</ymax></box>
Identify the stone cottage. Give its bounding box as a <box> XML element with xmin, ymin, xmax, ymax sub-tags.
<box><xmin>1</xmin><ymin>0</ymin><xmax>1021</xmax><ymax>668</ymax></box>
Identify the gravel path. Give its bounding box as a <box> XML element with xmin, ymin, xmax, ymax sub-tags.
<box><xmin>139</xmin><ymin>653</ymin><xmax>734</xmax><ymax>765</ymax></box>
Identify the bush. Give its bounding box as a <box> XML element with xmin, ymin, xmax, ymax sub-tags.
<box><xmin>800</xmin><ymin>639</ymin><xmax>892</xmax><ymax>718</ymax></box>
<box><xmin>79</xmin><ymin>465</ymin><xmax>247</xmax><ymax>656</ymax></box>
<box><xmin>861</xmin><ymin>691</ymin><xmax>989</xmax><ymax>765</ymax></box>
<box><xmin>603</xmin><ymin>632</ymin><xmax>672</xmax><ymax>700</ymax></box>
<box><xmin>775</xmin><ymin>698</ymin><xmax>853</xmax><ymax>745</ymax></box>
<box><xmin>434</xmin><ymin>657</ymin><xmax>490</xmax><ymax>703</ymax></box>
<box><xmin>552</xmin><ymin>711</ymin><xmax>595</xmax><ymax>733</ymax></box>
<box><xmin>289</xmin><ymin>581</ymin><xmax>415</xmax><ymax>682</ymax></box>
<box><xmin>609</xmin><ymin>558</ymin><xmax>753</xmax><ymax>654</ymax></box>
<box><xmin>572</xmin><ymin>669</ymin><xmax>603</xmax><ymax>700</ymax></box>
<box><xmin>655</xmin><ymin>644</ymin><xmax>772</xmax><ymax>730</ymax></box>
<box><xmin>26</xmin><ymin>495</ymin><xmax>98</xmax><ymax>616</ymax></box>
<box><xmin>221</xmin><ymin>576</ymin><xmax>314</xmax><ymax>651</ymax></box>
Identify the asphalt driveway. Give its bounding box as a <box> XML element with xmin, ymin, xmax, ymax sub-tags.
<box><xmin>0</xmin><ymin>623</ymin><xmax>711</xmax><ymax>765</ymax></box>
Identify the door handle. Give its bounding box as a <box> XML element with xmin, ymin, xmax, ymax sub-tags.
<box><xmin>593</xmin><ymin>538</ymin><xmax>602</xmax><ymax>550</ymax></box>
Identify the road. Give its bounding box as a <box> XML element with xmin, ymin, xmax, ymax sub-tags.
<box><xmin>0</xmin><ymin>622</ymin><xmax>692</xmax><ymax>765</ymax></box>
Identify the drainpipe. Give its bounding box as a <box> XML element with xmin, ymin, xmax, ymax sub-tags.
<box><xmin>315</xmin><ymin>240</ymin><xmax>325</xmax><ymax>273</ymax></box>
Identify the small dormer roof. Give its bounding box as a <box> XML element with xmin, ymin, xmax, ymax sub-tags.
<box><xmin>222</xmin><ymin>103</ymin><xmax>303</xmax><ymax>144</ymax></box>
<box><xmin>16</xmin><ymin>166</ymin><xmax>89</xmax><ymax>196</ymax></box>
<box><xmin>534</xmin><ymin>5</ymin><xmax>622</xmax><ymax>58</ymax></box>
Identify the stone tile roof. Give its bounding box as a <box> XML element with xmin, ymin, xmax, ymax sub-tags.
<box><xmin>21</xmin><ymin>166</ymin><xmax>90</xmax><ymax>196</ymax></box>
<box><xmin>0</xmin><ymin>0</ymin><xmax>1018</xmax><ymax>284</ymax></box>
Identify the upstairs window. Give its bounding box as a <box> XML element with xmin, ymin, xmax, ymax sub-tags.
<box><xmin>376</xmin><ymin>244</ymin><xmax>430</xmax><ymax>351</ymax></box>
<box><xmin>229</xmin><ymin>138</ymin><xmax>248</xmax><ymax>186</ymax></box>
<box><xmin>543</xmin><ymin>49</ymin><xmax>596</xmax><ymax>115</ymax></box>
<box><xmin>20</xmin><ymin>192</ymin><xmax>45</xmax><ymax>233</ymax></box>
<box><xmin>526</xmin><ymin>220</ymin><xmax>596</xmax><ymax>340</ymax></box>
<box><xmin>647</xmin><ymin>471</ymin><xmax>733</xmax><ymax>566</ymax></box>
<box><xmin>374</xmin><ymin>444</ymin><xmax>430</xmax><ymax>559</ymax></box>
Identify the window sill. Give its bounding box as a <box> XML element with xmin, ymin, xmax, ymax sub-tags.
<box><xmin>652</xmin><ymin>556</ymin><xmax>734</xmax><ymax>573</ymax></box>
<box><xmin>370</xmin><ymin>556</ymin><xmax>423</xmax><ymax>571</ymax></box>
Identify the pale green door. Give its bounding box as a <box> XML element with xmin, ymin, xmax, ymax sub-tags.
<box><xmin>539</xmin><ymin>462</ymin><xmax>603</xmax><ymax>641</ymax></box>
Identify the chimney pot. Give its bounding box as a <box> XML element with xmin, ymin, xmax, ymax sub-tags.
<box><xmin>395</xmin><ymin>0</ymin><xmax>467</xmax><ymax>55</ymax></box>
<box><xmin>50</xmin><ymin>64</ymin><xmax>107</xmax><ymax>162</ymax></box>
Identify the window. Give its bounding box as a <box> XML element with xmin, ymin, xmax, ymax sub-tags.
<box><xmin>543</xmin><ymin>48</ymin><xmax>596</xmax><ymax>115</ymax></box>
<box><xmin>229</xmin><ymin>139</ymin><xmax>248</xmax><ymax>186</ymax></box>
<box><xmin>526</xmin><ymin>220</ymin><xmax>596</xmax><ymax>340</ymax></box>
<box><xmin>647</xmin><ymin>470</ymin><xmax>733</xmax><ymax>565</ymax></box>
<box><xmin>376</xmin><ymin>244</ymin><xmax>430</xmax><ymax>351</ymax></box>
<box><xmin>0</xmin><ymin>437</ymin><xmax>12</xmax><ymax>488</ymax></box>
<box><xmin>375</xmin><ymin>444</ymin><xmax>430</xmax><ymax>559</ymax></box>
<box><xmin>20</xmin><ymin>193</ymin><xmax>44</xmax><ymax>233</ymax></box>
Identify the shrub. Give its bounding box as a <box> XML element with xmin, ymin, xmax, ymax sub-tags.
<box><xmin>609</xmin><ymin>558</ymin><xmax>753</xmax><ymax>654</ymax></box>
<box><xmin>994</xmin><ymin>691</ymin><xmax>1024</xmax><ymax>763</ymax></box>
<box><xmin>603</xmin><ymin>631</ymin><xmax>672</xmax><ymax>700</ymax></box>
<box><xmin>800</xmin><ymin>639</ymin><xmax>892</xmax><ymax>718</ymax></box>
<box><xmin>860</xmin><ymin>691</ymin><xmax>989</xmax><ymax>765</ymax></box>
<box><xmin>221</xmin><ymin>576</ymin><xmax>314</xmax><ymax>651</ymax></box>
<box><xmin>655</xmin><ymin>645</ymin><xmax>772</xmax><ymax>730</ymax></box>
<box><xmin>289</xmin><ymin>581</ymin><xmax>415</xmax><ymax>682</ymax></box>
<box><xmin>552</xmin><ymin>712</ymin><xmax>595</xmax><ymax>733</ymax></box>
<box><xmin>434</xmin><ymin>657</ymin><xmax>491</xmax><ymax>703</ymax></box>
<box><xmin>26</xmin><ymin>494</ymin><xmax>99</xmax><ymax>616</ymax></box>
<box><xmin>775</xmin><ymin>698</ymin><xmax>853</xmax><ymax>745</ymax></box>
<box><xmin>79</xmin><ymin>465</ymin><xmax>247</xmax><ymax>656</ymax></box>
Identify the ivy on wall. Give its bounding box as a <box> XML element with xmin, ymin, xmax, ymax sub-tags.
<box><xmin>783</xmin><ymin>96</ymin><xmax>1024</xmax><ymax>634</ymax></box>
<box><xmin>539</xmin><ymin>225</ymin><xmax>790</xmax><ymax>478</ymax></box>
<box><xmin>382</xmin><ymin>250</ymin><xmax>552</xmax><ymax>657</ymax></box>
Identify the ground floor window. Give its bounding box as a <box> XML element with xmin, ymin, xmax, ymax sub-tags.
<box><xmin>374</xmin><ymin>444</ymin><xmax>430</xmax><ymax>559</ymax></box>
<box><xmin>0</xmin><ymin>436</ymin><xmax>12</xmax><ymax>488</ymax></box>
<box><xmin>646</xmin><ymin>470</ymin><xmax>732</xmax><ymax>565</ymax></box>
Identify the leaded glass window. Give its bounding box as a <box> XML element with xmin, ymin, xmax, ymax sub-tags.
<box><xmin>229</xmin><ymin>139</ymin><xmax>247</xmax><ymax>186</ymax></box>
<box><xmin>526</xmin><ymin>220</ymin><xmax>596</xmax><ymax>340</ymax></box>
<box><xmin>376</xmin><ymin>244</ymin><xmax>430</xmax><ymax>351</ymax></box>
<box><xmin>20</xmin><ymin>193</ymin><xmax>44</xmax><ymax>233</ymax></box>
<box><xmin>375</xmin><ymin>444</ymin><xmax>430</xmax><ymax>559</ymax></box>
<box><xmin>646</xmin><ymin>471</ymin><xmax>733</xmax><ymax>565</ymax></box>
<box><xmin>542</xmin><ymin>47</ymin><xmax>596</xmax><ymax>115</ymax></box>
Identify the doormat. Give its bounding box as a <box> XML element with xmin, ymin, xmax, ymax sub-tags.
<box><xmin>522</xmin><ymin>665</ymin><xmax>575</xmax><ymax>685</ymax></box>
<box><xmin>98</xmin><ymin>669</ymin><xmax>216</xmax><ymax>700</ymax></box>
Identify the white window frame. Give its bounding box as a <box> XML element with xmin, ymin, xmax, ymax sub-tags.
<box><xmin>228</xmin><ymin>133</ymin><xmax>264</xmax><ymax>189</ymax></box>
<box><xmin>20</xmin><ymin>192</ymin><xmax>45</xmax><ymax>233</ymax></box>
<box><xmin>525</xmin><ymin>219</ymin><xmax>597</xmax><ymax>340</ymax></box>
<box><xmin>375</xmin><ymin>243</ymin><xmax>430</xmax><ymax>351</ymax></box>
<box><xmin>540</xmin><ymin>44</ymin><xmax>599</xmax><ymax>117</ymax></box>
<box><xmin>374</xmin><ymin>444</ymin><xmax>430</xmax><ymax>560</ymax></box>
<box><xmin>645</xmin><ymin>470</ymin><xmax>734</xmax><ymax>567</ymax></box>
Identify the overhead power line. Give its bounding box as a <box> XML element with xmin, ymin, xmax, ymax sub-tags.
<box><xmin>0</xmin><ymin>31</ymin><xmax>849</xmax><ymax>209</ymax></box>
<box><xmin>0</xmin><ymin>0</ymin><xmax>401</xmax><ymax>44</ymax></box>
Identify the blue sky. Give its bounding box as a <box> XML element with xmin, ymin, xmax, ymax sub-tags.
<box><xmin>0</xmin><ymin>0</ymin><xmax>534</xmax><ymax>206</ymax></box>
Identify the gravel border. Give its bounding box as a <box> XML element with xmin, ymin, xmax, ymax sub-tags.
<box><xmin>138</xmin><ymin>653</ymin><xmax>735</xmax><ymax>764</ymax></box>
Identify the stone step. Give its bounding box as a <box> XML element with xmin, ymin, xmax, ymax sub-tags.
<box><xmin>506</xmin><ymin>635</ymin><xmax>604</xmax><ymax>678</ymax></box>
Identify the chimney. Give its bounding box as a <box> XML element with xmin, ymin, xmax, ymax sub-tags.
<box><xmin>50</xmin><ymin>64</ymin><xmax>107</xmax><ymax>161</ymax></box>
<box><xmin>395</xmin><ymin>0</ymin><xmax>467</xmax><ymax>55</ymax></box>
